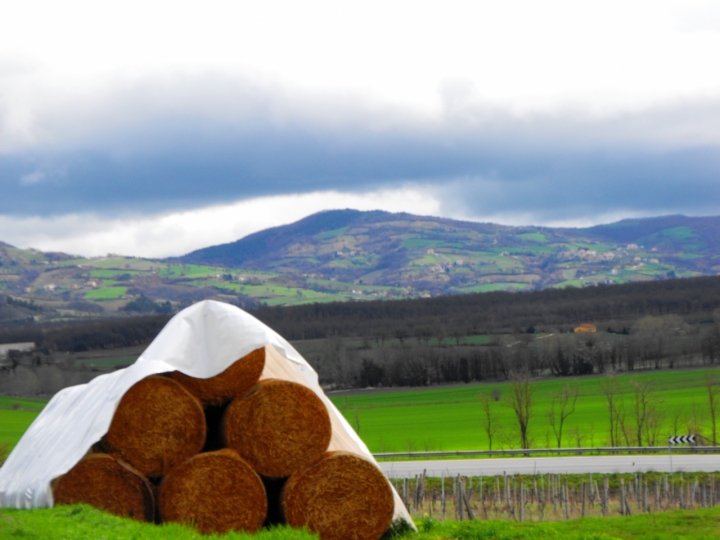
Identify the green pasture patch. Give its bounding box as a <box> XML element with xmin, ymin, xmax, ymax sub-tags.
<box><xmin>457</xmin><ymin>283</ymin><xmax>527</xmax><ymax>293</ymax></box>
<box><xmin>402</xmin><ymin>238</ymin><xmax>442</xmax><ymax>249</ymax></box>
<box><xmin>83</xmin><ymin>287</ymin><xmax>127</xmax><ymax>300</ymax></box>
<box><xmin>0</xmin><ymin>409</ymin><xmax>40</xmax><ymax>447</ymax></box>
<box><xmin>517</xmin><ymin>232</ymin><xmax>548</xmax><ymax>243</ymax></box>
<box><xmin>89</xmin><ymin>269</ymin><xmax>140</xmax><ymax>278</ymax></box>
<box><xmin>0</xmin><ymin>505</ymin><xmax>318</xmax><ymax>540</ymax></box>
<box><xmin>70</xmin><ymin>257</ymin><xmax>158</xmax><ymax>271</ymax></box>
<box><xmin>462</xmin><ymin>335</ymin><xmax>493</xmax><ymax>345</ymax></box>
<box><xmin>658</xmin><ymin>226</ymin><xmax>697</xmax><ymax>241</ymax></box>
<box><xmin>315</xmin><ymin>226</ymin><xmax>348</xmax><ymax>240</ymax></box>
<box><xmin>554</xmin><ymin>279</ymin><xmax>585</xmax><ymax>288</ymax></box>
<box><xmin>159</xmin><ymin>264</ymin><xmax>223</xmax><ymax>278</ymax></box>
<box><xmin>332</xmin><ymin>368</ymin><xmax>720</xmax><ymax>453</ymax></box>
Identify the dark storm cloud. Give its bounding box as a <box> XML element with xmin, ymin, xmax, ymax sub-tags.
<box><xmin>2</xmin><ymin>76</ymin><xmax>720</xmax><ymax>220</ymax></box>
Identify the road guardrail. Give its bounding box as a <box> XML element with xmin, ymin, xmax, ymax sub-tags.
<box><xmin>373</xmin><ymin>445</ymin><xmax>720</xmax><ymax>459</ymax></box>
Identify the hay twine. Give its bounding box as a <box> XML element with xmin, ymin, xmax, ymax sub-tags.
<box><xmin>159</xmin><ymin>449</ymin><xmax>267</xmax><ymax>535</ymax></box>
<box><xmin>222</xmin><ymin>379</ymin><xmax>332</xmax><ymax>478</ymax></box>
<box><xmin>172</xmin><ymin>347</ymin><xmax>265</xmax><ymax>406</ymax></box>
<box><xmin>104</xmin><ymin>376</ymin><xmax>206</xmax><ymax>478</ymax></box>
<box><xmin>53</xmin><ymin>453</ymin><xmax>154</xmax><ymax>521</ymax></box>
<box><xmin>282</xmin><ymin>451</ymin><xmax>395</xmax><ymax>540</ymax></box>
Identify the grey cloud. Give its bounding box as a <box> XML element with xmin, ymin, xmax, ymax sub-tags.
<box><xmin>1</xmin><ymin>74</ymin><xmax>720</xmax><ymax>221</ymax></box>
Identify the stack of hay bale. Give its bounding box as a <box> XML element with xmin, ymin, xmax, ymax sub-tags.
<box><xmin>52</xmin><ymin>348</ymin><xmax>394</xmax><ymax>540</ymax></box>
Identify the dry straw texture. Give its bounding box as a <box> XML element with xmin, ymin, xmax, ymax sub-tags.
<box><xmin>222</xmin><ymin>379</ymin><xmax>331</xmax><ymax>478</ymax></box>
<box><xmin>172</xmin><ymin>347</ymin><xmax>265</xmax><ymax>406</ymax></box>
<box><xmin>158</xmin><ymin>449</ymin><xmax>267</xmax><ymax>535</ymax></box>
<box><xmin>282</xmin><ymin>451</ymin><xmax>394</xmax><ymax>540</ymax></box>
<box><xmin>104</xmin><ymin>376</ymin><xmax>206</xmax><ymax>478</ymax></box>
<box><xmin>53</xmin><ymin>453</ymin><xmax>154</xmax><ymax>521</ymax></box>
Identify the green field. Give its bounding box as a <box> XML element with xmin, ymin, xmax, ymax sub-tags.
<box><xmin>330</xmin><ymin>368</ymin><xmax>720</xmax><ymax>452</ymax></box>
<box><xmin>0</xmin><ymin>396</ymin><xmax>47</xmax><ymax>449</ymax></box>
<box><xmin>83</xmin><ymin>287</ymin><xmax>127</xmax><ymax>300</ymax></box>
<box><xmin>1</xmin><ymin>505</ymin><xmax>719</xmax><ymax>539</ymax></box>
<box><xmin>3</xmin><ymin>368</ymin><xmax>720</xmax><ymax>455</ymax></box>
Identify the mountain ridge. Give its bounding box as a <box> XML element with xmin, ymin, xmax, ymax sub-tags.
<box><xmin>2</xmin><ymin>210</ymin><xmax>720</xmax><ymax>321</ymax></box>
<box><xmin>175</xmin><ymin>210</ymin><xmax>720</xmax><ymax>292</ymax></box>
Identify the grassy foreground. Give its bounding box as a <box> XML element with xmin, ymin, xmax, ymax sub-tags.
<box><xmin>1</xmin><ymin>505</ymin><xmax>719</xmax><ymax>539</ymax></box>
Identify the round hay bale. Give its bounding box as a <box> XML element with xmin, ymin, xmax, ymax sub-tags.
<box><xmin>172</xmin><ymin>347</ymin><xmax>265</xmax><ymax>406</ymax></box>
<box><xmin>159</xmin><ymin>449</ymin><xmax>267</xmax><ymax>535</ymax></box>
<box><xmin>282</xmin><ymin>452</ymin><xmax>394</xmax><ymax>540</ymax></box>
<box><xmin>53</xmin><ymin>453</ymin><xmax>154</xmax><ymax>521</ymax></box>
<box><xmin>105</xmin><ymin>376</ymin><xmax>206</xmax><ymax>478</ymax></box>
<box><xmin>222</xmin><ymin>379</ymin><xmax>331</xmax><ymax>478</ymax></box>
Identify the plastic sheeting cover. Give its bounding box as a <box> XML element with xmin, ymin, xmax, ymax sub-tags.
<box><xmin>0</xmin><ymin>301</ymin><xmax>412</xmax><ymax>525</ymax></box>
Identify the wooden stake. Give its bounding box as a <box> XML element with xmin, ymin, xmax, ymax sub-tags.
<box><xmin>603</xmin><ymin>476</ymin><xmax>609</xmax><ymax>516</ymax></box>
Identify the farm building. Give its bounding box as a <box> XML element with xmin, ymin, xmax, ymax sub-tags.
<box><xmin>573</xmin><ymin>324</ymin><xmax>597</xmax><ymax>333</ymax></box>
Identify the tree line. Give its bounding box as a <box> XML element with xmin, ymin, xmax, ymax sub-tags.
<box><xmin>254</xmin><ymin>275</ymin><xmax>720</xmax><ymax>341</ymax></box>
<box><xmin>301</xmin><ymin>313</ymin><xmax>718</xmax><ymax>390</ymax></box>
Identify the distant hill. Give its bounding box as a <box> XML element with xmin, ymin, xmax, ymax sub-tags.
<box><xmin>2</xmin><ymin>210</ymin><xmax>720</xmax><ymax>322</ymax></box>
<box><xmin>177</xmin><ymin>210</ymin><xmax>720</xmax><ymax>293</ymax></box>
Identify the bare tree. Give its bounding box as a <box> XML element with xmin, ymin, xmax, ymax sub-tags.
<box><xmin>631</xmin><ymin>380</ymin><xmax>658</xmax><ymax>447</ymax></box>
<box><xmin>670</xmin><ymin>406</ymin><xmax>686</xmax><ymax>438</ymax></box>
<box><xmin>600</xmin><ymin>373</ymin><xmax>621</xmax><ymax>446</ymax></box>
<box><xmin>507</xmin><ymin>371</ymin><xmax>535</xmax><ymax>449</ymax></box>
<box><xmin>705</xmin><ymin>371</ymin><xmax>720</xmax><ymax>445</ymax></box>
<box><xmin>478</xmin><ymin>391</ymin><xmax>500</xmax><ymax>450</ymax></box>
<box><xmin>547</xmin><ymin>382</ymin><xmax>579</xmax><ymax>448</ymax></box>
<box><xmin>643</xmin><ymin>406</ymin><xmax>664</xmax><ymax>446</ymax></box>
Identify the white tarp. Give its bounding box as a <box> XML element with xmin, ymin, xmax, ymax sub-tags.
<box><xmin>0</xmin><ymin>300</ymin><xmax>412</xmax><ymax>525</ymax></box>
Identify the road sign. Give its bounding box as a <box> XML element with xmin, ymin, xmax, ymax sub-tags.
<box><xmin>669</xmin><ymin>435</ymin><xmax>696</xmax><ymax>445</ymax></box>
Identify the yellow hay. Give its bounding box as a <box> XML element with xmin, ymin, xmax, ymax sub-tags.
<box><xmin>282</xmin><ymin>451</ymin><xmax>394</xmax><ymax>540</ymax></box>
<box><xmin>159</xmin><ymin>449</ymin><xmax>267</xmax><ymax>534</ymax></box>
<box><xmin>104</xmin><ymin>376</ymin><xmax>206</xmax><ymax>478</ymax></box>
<box><xmin>222</xmin><ymin>379</ymin><xmax>331</xmax><ymax>478</ymax></box>
<box><xmin>172</xmin><ymin>347</ymin><xmax>265</xmax><ymax>406</ymax></box>
<box><xmin>53</xmin><ymin>453</ymin><xmax>154</xmax><ymax>521</ymax></box>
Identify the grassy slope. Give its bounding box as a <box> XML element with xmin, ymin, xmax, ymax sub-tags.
<box><xmin>1</xmin><ymin>505</ymin><xmax>719</xmax><ymax>540</ymax></box>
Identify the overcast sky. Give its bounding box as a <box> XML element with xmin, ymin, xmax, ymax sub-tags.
<box><xmin>2</xmin><ymin>0</ymin><xmax>720</xmax><ymax>257</ymax></box>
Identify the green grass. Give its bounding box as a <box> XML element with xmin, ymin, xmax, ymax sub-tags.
<box><xmin>0</xmin><ymin>505</ymin><xmax>318</xmax><ymax>540</ymax></box>
<box><xmin>84</xmin><ymin>287</ymin><xmax>127</xmax><ymax>300</ymax></box>
<box><xmin>315</xmin><ymin>227</ymin><xmax>348</xmax><ymax>240</ymax></box>
<box><xmin>331</xmin><ymin>368</ymin><xmax>720</xmax><ymax>453</ymax></box>
<box><xmin>0</xmin><ymin>396</ymin><xmax>47</xmax><ymax>449</ymax></box>
<box><xmin>5</xmin><ymin>368</ymin><xmax>720</xmax><ymax>455</ymax></box>
<box><xmin>2</xmin><ymin>505</ymin><xmax>719</xmax><ymax>540</ymax></box>
<box><xmin>517</xmin><ymin>232</ymin><xmax>548</xmax><ymax>243</ymax></box>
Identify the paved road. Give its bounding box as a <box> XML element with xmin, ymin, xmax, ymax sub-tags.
<box><xmin>378</xmin><ymin>454</ymin><xmax>720</xmax><ymax>478</ymax></box>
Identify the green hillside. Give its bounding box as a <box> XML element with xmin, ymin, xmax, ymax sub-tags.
<box><xmin>1</xmin><ymin>211</ymin><xmax>719</xmax><ymax>320</ymax></box>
